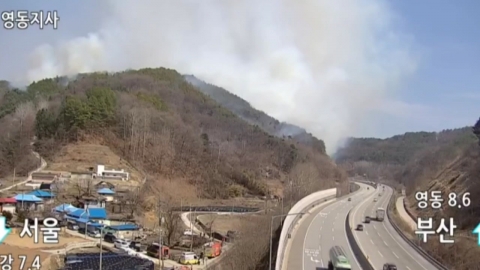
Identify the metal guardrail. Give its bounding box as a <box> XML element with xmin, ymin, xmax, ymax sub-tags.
<box><xmin>386</xmin><ymin>188</ymin><xmax>450</xmax><ymax>270</ymax></box>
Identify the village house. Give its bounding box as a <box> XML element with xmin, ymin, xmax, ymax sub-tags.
<box><xmin>77</xmin><ymin>195</ymin><xmax>106</xmax><ymax>209</ymax></box>
<box><xmin>30</xmin><ymin>172</ymin><xmax>59</xmax><ymax>183</ymax></box>
<box><xmin>95</xmin><ymin>181</ymin><xmax>115</xmax><ymax>191</ymax></box>
<box><xmin>67</xmin><ymin>208</ymin><xmax>109</xmax><ymax>226</ymax></box>
<box><xmin>0</xmin><ymin>198</ymin><xmax>16</xmax><ymax>214</ymax></box>
<box><xmin>93</xmin><ymin>165</ymin><xmax>129</xmax><ymax>181</ymax></box>
<box><xmin>97</xmin><ymin>188</ymin><xmax>115</xmax><ymax>202</ymax></box>
<box><xmin>28</xmin><ymin>190</ymin><xmax>54</xmax><ymax>199</ymax></box>
<box><xmin>103</xmin><ymin>224</ymin><xmax>141</xmax><ymax>239</ymax></box>
<box><xmin>13</xmin><ymin>194</ymin><xmax>43</xmax><ymax>212</ymax></box>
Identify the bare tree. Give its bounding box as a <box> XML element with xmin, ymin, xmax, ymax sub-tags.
<box><xmin>158</xmin><ymin>200</ymin><xmax>181</xmax><ymax>246</ymax></box>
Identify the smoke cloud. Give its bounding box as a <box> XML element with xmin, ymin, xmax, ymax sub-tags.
<box><xmin>24</xmin><ymin>0</ymin><xmax>417</xmax><ymax>154</ymax></box>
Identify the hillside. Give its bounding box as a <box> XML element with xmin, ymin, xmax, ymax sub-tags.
<box><xmin>184</xmin><ymin>75</ymin><xmax>326</xmax><ymax>154</ymax></box>
<box><xmin>0</xmin><ymin>68</ymin><xmax>345</xmax><ymax>205</ymax></box>
<box><xmin>334</xmin><ymin>127</ymin><xmax>475</xmax><ymax>180</ymax></box>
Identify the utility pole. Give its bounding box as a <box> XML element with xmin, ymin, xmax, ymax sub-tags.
<box><xmin>99</xmin><ymin>226</ymin><xmax>104</xmax><ymax>270</ymax></box>
<box><xmin>190</xmin><ymin>204</ymin><xmax>194</xmax><ymax>252</ymax></box>
<box><xmin>12</xmin><ymin>167</ymin><xmax>15</xmax><ymax>186</ymax></box>
<box><xmin>158</xmin><ymin>200</ymin><xmax>164</xmax><ymax>270</ymax></box>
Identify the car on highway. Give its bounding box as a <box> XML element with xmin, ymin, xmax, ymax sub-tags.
<box><xmin>374</xmin><ymin>198</ymin><xmax>378</xmax><ymax>202</ymax></box>
<box><xmin>383</xmin><ymin>263</ymin><xmax>398</xmax><ymax>270</ymax></box>
<box><xmin>364</xmin><ymin>216</ymin><xmax>371</xmax><ymax>223</ymax></box>
<box><xmin>356</xmin><ymin>224</ymin><xmax>364</xmax><ymax>231</ymax></box>
<box><xmin>328</xmin><ymin>246</ymin><xmax>351</xmax><ymax>270</ymax></box>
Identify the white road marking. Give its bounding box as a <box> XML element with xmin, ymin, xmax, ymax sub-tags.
<box><xmin>373</xmin><ymin>225</ymin><xmax>377</xmax><ymax>229</ymax></box>
<box><xmin>333</xmin><ymin>236</ymin><xmax>335</xmax><ymax>241</ymax></box>
<box><xmin>406</xmin><ymin>267</ymin><xmax>412</xmax><ymax>270</ymax></box>
<box><xmin>393</xmin><ymin>252</ymin><xmax>399</xmax><ymax>258</ymax></box>
<box><xmin>377</xmin><ymin>251</ymin><xmax>383</xmax><ymax>257</ymax></box>
<box><xmin>370</xmin><ymin>239</ymin><xmax>374</xmax><ymax>244</ymax></box>
<box><xmin>321</xmin><ymin>259</ymin><xmax>324</xmax><ymax>267</ymax></box>
<box><xmin>332</xmin><ymin>228</ymin><xmax>334</xmax><ymax>232</ymax></box>
<box><xmin>365</xmin><ymin>231</ymin><xmax>369</xmax><ymax>235</ymax></box>
<box><xmin>383</xmin><ymin>241</ymin><xmax>388</xmax><ymax>246</ymax></box>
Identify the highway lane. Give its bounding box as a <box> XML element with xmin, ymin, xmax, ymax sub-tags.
<box><xmin>351</xmin><ymin>185</ymin><xmax>438</xmax><ymax>270</ymax></box>
<box><xmin>287</xmin><ymin>183</ymin><xmax>375</xmax><ymax>270</ymax></box>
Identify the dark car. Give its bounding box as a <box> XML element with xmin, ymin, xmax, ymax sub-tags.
<box><xmin>383</xmin><ymin>263</ymin><xmax>397</xmax><ymax>270</ymax></box>
<box><xmin>103</xmin><ymin>233</ymin><xmax>117</xmax><ymax>243</ymax></box>
<box><xmin>356</xmin><ymin>224</ymin><xmax>364</xmax><ymax>231</ymax></box>
<box><xmin>365</xmin><ymin>216</ymin><xmax>371</xmax><ymax>223</ymax></box>
<box><xmin>129</xmin><ymin>241</ymin><xmax>146</xmax><ymax>252</ymax></box>
<box><xmin>348</xmin><ymin>198</ymin><xmax>351</xmax><ymax>201</ymax></box>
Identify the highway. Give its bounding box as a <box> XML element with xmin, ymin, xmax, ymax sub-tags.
<box><xmin>350</xmin><ymin>185</ymin><xmax>438</xmax><ymax>270</ymax></box>
<box><xmin>285</xmin><ymin>183</ymin><xmax>375</xmax><ymax>270</ymax></box>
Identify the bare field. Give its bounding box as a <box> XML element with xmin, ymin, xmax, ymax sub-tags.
<box><xmin>46</xmin><ymin>143</ymin><xmax>143</xmax><ymax>186</ymax></box>
<box><xmin>195</xmin><ymin>213</ymin><xmax>265</xmax><ymax>235</ymax></box>
<box><xmin>5</xmin><ymin>230</ymin><xmax>90</xmax><ymax>249</ymax></box>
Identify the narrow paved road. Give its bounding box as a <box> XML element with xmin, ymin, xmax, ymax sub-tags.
<box><xmin>351</xmin><ymin>185</ymin><xmax>438</xmax><ymax>270</ymax></box>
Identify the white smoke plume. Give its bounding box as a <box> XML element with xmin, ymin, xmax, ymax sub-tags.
<box><xmin>24</xmin><ymin>0</ymin><xmax>417</xmax><ymax>154</ymax></box>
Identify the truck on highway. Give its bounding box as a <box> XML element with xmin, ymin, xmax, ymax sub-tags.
<box><xmin>376</xmin><ymin>207</ymin><xmax>385</xmax><ymax>221</ymax></box>
<box><xmin>328</xmin><ymin>246</ymin><xmax>352</xmax><ymax>270</ymax></box>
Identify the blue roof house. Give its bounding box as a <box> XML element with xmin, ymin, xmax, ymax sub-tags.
<box><xmin>97</xmin><ymin>188</ymin><xmax>115</xmax><ymax>202</ymax></box>
<box><xmin>53</xmin><ymin>203</ymin><xmax>79</xmax><ymax>213</ymax></box>
<box><xmin>13</xmin><ymin>194</ymin><xmax>43</xmax><ymax>212</ymax></box>
<box><xmin>67</xmin><ymin>208</ymin><xmax>108</xmax><ymax>226</ymax></box>
<box><xmin>28</xmin><ymin>190</ymin><xmax>55</xmax><ymax>199</ymax></box>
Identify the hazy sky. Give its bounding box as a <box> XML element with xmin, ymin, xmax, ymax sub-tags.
<box><xmin>0</xmin><ymin>0</ymin><xmax>479</xmax><ymax>153</ymax></box>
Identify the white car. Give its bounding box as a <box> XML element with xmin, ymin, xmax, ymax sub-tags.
<box><xmin>114</xmin><ymin>239</ymin><xmax>131</xmax><ymax>249</ymax></box>
<box><xmin>87</xmin><ymin>230</ymin><xmax>102</xmax><ymax>238</ymax></box>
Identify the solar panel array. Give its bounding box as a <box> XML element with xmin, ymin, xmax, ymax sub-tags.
<box><xmin>63</xmin><ymin>252</ymin><xmax>154</xmax><ymax>270</ymax></box>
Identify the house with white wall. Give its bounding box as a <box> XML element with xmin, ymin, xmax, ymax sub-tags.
<box><xmin>93</xmin><ymin>165</ymin><xmax>129</xmax><ymax>181</ymax></box>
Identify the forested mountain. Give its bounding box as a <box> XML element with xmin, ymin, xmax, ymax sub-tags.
<box><xmin>335</xmin><ymin>128</ymin><xmax>474</xmax><ymax>166</ymax></box>
<box><xmin>184</xmin><ymin>75</ymin><xmax>326</xmax><ymax>154</ymax></box>
<box><xmin>0</xmin><ymin>68</ymin><xmax>345</xmax><ymax>202</ymax></box>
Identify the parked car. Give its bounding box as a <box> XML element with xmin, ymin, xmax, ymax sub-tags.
<box><xmin>114</xmin><ymin>239</ymin><xmax>131</xmax><ymax>250</ymax></box>
<box><xmin>66</xmin><ymin>222</ymin><xmax>79</xmax><ymax>231</ymax></box>
<box><xmin>129</xmin><ymin>241</ymin><xmax>146</xmax><ymax>252</ymax></box>
<box><xmin>87</xmin><ymin>229</ymin><xmax>101</xmax><ymax>238</ymax></box>
<box><xmin>104</xmin><ymin>233</ymin><xmax>117</xmax><ymax>243</ymax></box>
